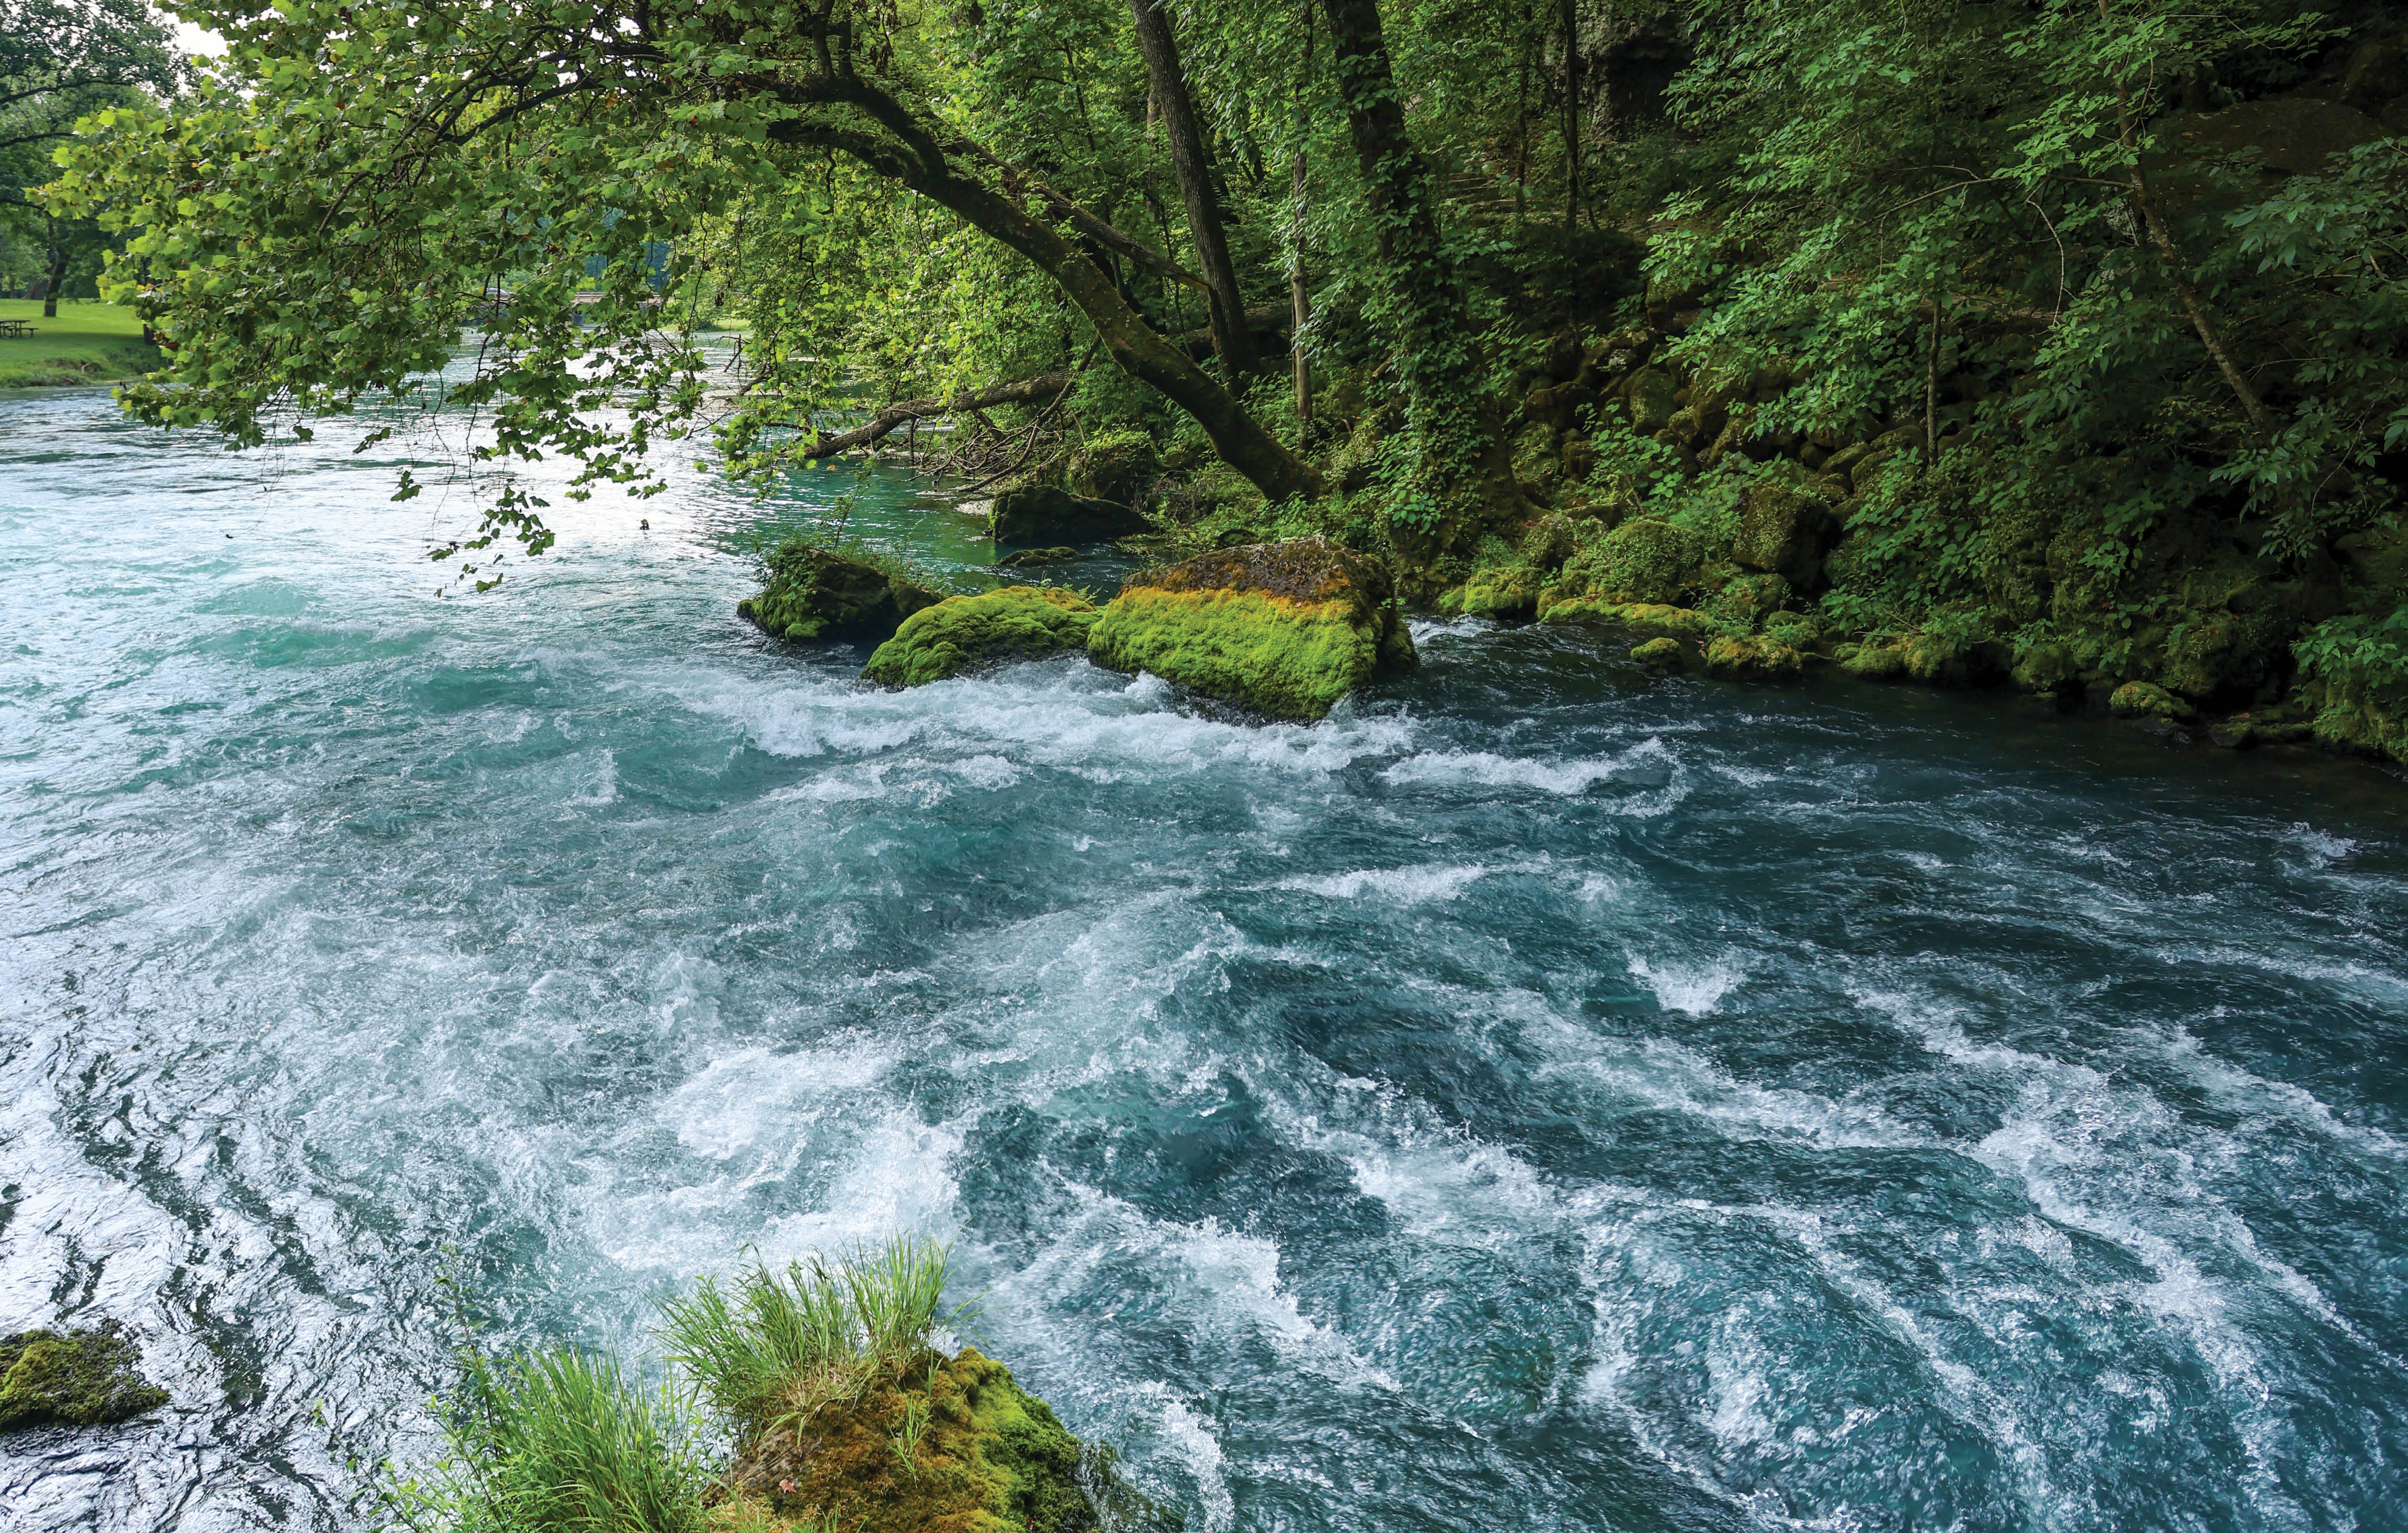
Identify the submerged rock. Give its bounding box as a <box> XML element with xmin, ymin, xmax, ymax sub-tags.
<box><xmin>991</xmin><ymin>485</ymin><xmax>1153</xmax><ymax>549</ymax></box>
<box><xmin>740</xmin><ymin>540</ymin><xmax>941</xmax><ymax>645</ymax></box>
<box><xmin>1</xmin><ymin>1323</ymin><xmax>167</xmax><ymax>1431</ymax></box>
<box><xmin>863</xmin><ymin>587</ymin><xmax>1099</xmax><ymax>687</ymax></box>
<box><xmin>1087</xmin><ymin>538</ymin><xmax>1415</xmax><ymax>720</ymax></box>
<box><xmin>996</xmin><ymin>546</ymin><xmax>1081</xmax><ymax>569</ymax></box>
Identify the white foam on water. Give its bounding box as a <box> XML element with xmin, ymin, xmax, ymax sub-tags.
<box><xmin>569</xmin><ymin>746</ymin><xmax>618</xmax><ymax>806</ymax></box>
<box><xmin>660</xmin><ymin>1040</ymin><xmax>895</xmax><ymax>1161</ymax></box>
<box><xmin>1275</xmin><ymin>863</ymin><xmax>1494</xmax><ymax>904</ymax></box>
<box><xmin>1529</xmin><ymin>1020</ymin><xmax>1923</xmax><ymax>1152</ymax></box>
<box><xmin>1625</xmin><ymin>954</ymin><xmax>1745</xmax><ymax>1016</ymax></box>
<box><xmin>1040</xmin><ymin>1182</ymin><xmax>1399</xmax><ymax>1394</ymax></box>
<box><xmin>2286</xmin><ymin>822</ymin><xmax>2355</xmax><ymax>866</ymax></box>
<box><xmin>1379</xmin><ymin>734</ymin><xmax>1683</xmax><ymax>804</ymax></box>
<box><xmin>1145</xmin><ymin>1392</ymin><xmax>1237</xmax><ymax>1533</ymax></box>
<box><xmin>948</xmin><ymin>752</ymin><xmax>1022</xmax><ymax>790</ymax></box>
<box><xmin>2163</xmin><ymin>1026</ymin><xmax>2408</xmax><ymax>1160</ymax></box>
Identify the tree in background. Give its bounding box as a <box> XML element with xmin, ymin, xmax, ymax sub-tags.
<box><xmin>1</xmin><ymin>0</ymin><xmax>184</xmax><ymax>312</ymax></box>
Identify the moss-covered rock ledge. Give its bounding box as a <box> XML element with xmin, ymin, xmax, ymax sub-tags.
<box><xmin>864</xmin><ymin>586</ymin><xmax>1098</xmax><ymax>687</ymax></box>
<box><xmin>0</xmin><ymin>1322</ymin><xmax>167</xmax><ymax>1431</ymax></box>
<box><xmin>1087</xmin><ymin>537</ymin><xmax>1417</xmax><ymax>719</ymax></box>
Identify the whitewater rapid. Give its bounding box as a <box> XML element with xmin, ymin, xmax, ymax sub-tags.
<box><xmin>4</xmin><ymin>384</ymin><xmax>2406</xmax><ymax>1530</ymax></box>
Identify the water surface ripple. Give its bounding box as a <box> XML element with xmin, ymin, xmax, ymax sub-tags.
<box><xmin>4</xmin><ymin>387</ymin><xmax>2407</xmax><ymax>1531</ymax></box>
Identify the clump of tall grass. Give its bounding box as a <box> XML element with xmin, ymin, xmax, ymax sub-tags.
<box><xmin>658</xmin><ymin>1233</ymin><xmax>967</xmax><ymax>1438</ymax></box>
<box><xmin>384</xmin><ymin>1345</ymin><xmax>709</xmax><ymax>1533</ymax></box>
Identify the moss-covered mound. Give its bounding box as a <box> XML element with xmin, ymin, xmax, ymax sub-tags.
<box><xmin>862</xmin><ymin>587</ymin><xmax>1099</xmax><ymax>687</ymax></box>
<box><xmin>1</xmin><ymin>1323</ymin><xmax>167</xmax><ymax>1431</ymax></box>
<box><xmin>739</xmin><ymin>540</ymin><xmax>942</xmax><ymax>644</ymax></box>
<box><xmin>1549</xmin><ymin>517</ymin><xmax>1710</xmax><ymax>606</ymax></box>
<box><xmin>1086</xmin><ymin>538</ymin><xmax>1417</xmax><ymax>719</ymax></box>
<box><xmin>724</xmin><ymin>1349</ymin><xmax>1103</xmax><ymax>1533</ymax></box>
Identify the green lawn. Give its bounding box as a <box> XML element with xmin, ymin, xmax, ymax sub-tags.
<box><xmin>0</xmin><ymin>299</ymin><xmax>161</xmax><ymax>388</ymax></box>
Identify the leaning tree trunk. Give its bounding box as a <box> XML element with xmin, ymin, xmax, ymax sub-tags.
<box><xmin>897</xmin><ymin>145</ymin><xmax>1322</xmax><ymax>503</ymax></box>
<box><xmin>1316</xmin><ymin>0</ymin><xmax>1526</xmax><ymax>545</ymax></box>
<box><xmin>1128</xmin><ymin>0</ymin><xmax>1257</xmax><ymax>377</ymax></box>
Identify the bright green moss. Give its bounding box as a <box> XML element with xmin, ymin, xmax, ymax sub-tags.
<box><xmin>1630</xmin><ymin>636</ymin><xmax>1684</xmax><ymax>667</ymax></box>
<box><xmin>725</xmin><ymin>1349</ymin><xmax>1131</xmax><ymax>1533</ymax></box>
<box><xmin>1087</xmin><ymin>587</ymin><xmax>1382</xmax><ymax>720</ymax></box>
<box><xmin>862</xmin><ymin>587</ymin><xmax>1098</xmax><ymax>687</ymax></box>
<box><xmin>1</xmin><ymin>1324</ymin><xmax>167</xmax><ymax>1431</ymax></box>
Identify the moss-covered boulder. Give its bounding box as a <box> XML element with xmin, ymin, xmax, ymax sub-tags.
<box><xmin>1625</xmin><ymin>367</ymin><xmax>1680</xmax><ymax>436</ymax></box>
<box><xmin>1</xmin><ymin>1323</ymin><xmax>167</xmax><ymax>1431</ymax></box>
<box><xmin>863</xmin><ymin>587</ymin><xmax>1099</xmax><ymax>687</ymax></box>
<box><xmin>2111</xmin><ymin>680</ymin><xmax>2196</xmax><ymax>722</ymax></box>
<box><xmin>991</xmin><ymin>485</ymin><xmax>1153</xmax><ymax>549</ymax></box>
<box><xmin>1069</xmin><ymin>429</ymin><xmax>1159</xmax><ymax>508</ymax></box>
<box><xmin>1631</xmin><ymin>636</ymin><xmax>1686</xmax><ymax>668</ymax></box>
<box><xmin>1706</xmin><ymin>571</ymin><xmax>1792</xmax><ymax>630</ymax></box>
<box><xmin>1705</xmin><ymin>634</ymin><xmax>1805</xmax><ymax>680</ymax></box>
<box><xmin>1087</xmin><ymin>538</ymin><xmax>1416</xmax><ymax>719</ymax></box>
<box><xmin>740</xmin><ymin>540</ymin><xmax>942</xmax><ymax>645</ymax></box>
<box><xmin>1837</xmin><ymin>640</ymin><xmax>1908</xmax><ymax>678</ymax></box>
<box><xmin>726</xmin><ymin>1347</ymin><xmax>1113</xmax><ymax>1533</ymax></box>
<box><xmin>1732</xmin><ymin>482</ymin><xmax>1840</xmax><ymax>591</ymax></box>
<box><xmin>1438</xmin><ymin>565</ymin><xmax>1546</xmax><ymax>619</ymax></box>
<box><xmin>1552</xmin><ymin>517</ymin><xmax>1710</xmax><ymax>606</ymax></box>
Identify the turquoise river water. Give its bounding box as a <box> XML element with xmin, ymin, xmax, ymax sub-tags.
<box><xmin>4</xmin><ymin>382</ymin><xmax>2408</xmax><ymax>1532</ymax></box>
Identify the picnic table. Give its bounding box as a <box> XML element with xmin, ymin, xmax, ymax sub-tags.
<box><xmin>0</xmin><ymin>318</ymin><xmax>34</xmax><ymax>338</ymax></box>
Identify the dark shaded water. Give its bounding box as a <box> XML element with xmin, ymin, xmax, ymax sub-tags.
<box><xmin>5</xmin><ymin>383</ymin><xmax>2407</xmax><ymax>1531</ymax></box>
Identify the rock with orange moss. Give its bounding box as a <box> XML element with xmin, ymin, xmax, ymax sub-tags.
<box><xmin>1086</xmin><ymin>537</ymin><xmax>1417</xmax><ymax>719</ymax></box>
<box><xmin>720</xmin><ymin>1347</ymin><xmax>1169</xmax><ymax>1533</ymax></box>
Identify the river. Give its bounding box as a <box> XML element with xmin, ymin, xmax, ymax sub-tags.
<box><xmin>4</xmin><ymin>381</ymin><xmax>2407</xmax><ymax>1531</ymax></box>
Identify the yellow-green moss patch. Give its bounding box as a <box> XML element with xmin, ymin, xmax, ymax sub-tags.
<box><xmin>863</xmin><ymin>587</ymin><xmax>1098</xmax><ymax>687</ymax></box>
<box><xmin>1087</xmin><ymin>539</ymin><xmax>1414</xmax><ymax>720</ymax></box>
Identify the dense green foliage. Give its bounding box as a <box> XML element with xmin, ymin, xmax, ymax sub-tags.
<box><xmin>29</xmin><ymin>0</ymin><xmax>2408</xmax><ymax>755</ymax></box>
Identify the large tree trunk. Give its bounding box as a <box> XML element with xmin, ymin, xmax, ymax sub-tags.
<box><xmin>1315</xmin><ymin>0</ymin><xmax>1525</xmax><ymax>541</ymax></box>
<box><xmin>1127</xmin><ymin>0</ymin><xmax>1257</xmax><ymax>376</ymax></box>
<box><xmin>43</xmin><ymin>231</ymin><xmax>66</xmax><ymax>319</ymax></box>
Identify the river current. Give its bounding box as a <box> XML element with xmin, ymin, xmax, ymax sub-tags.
<box><xmin>5</xmin><ymin>382</ymin><xmax>2407</xmax><ymax>1532</ymax></box>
